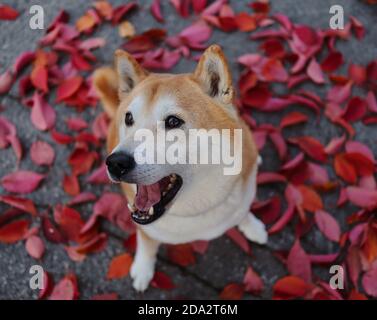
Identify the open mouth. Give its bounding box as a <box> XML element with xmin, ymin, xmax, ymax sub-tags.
<box><xmin>128</xmin><ymin>174</ymin><xmax>183</xmax><ymax>225</ymax></box>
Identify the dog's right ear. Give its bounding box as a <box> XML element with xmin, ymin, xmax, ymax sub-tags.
<box><xmin>114</xmin><ymin>49</ymin><xmax>149</xmax><ymax>99</ymax></box>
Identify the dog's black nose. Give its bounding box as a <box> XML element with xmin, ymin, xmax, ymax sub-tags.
<box><xmin>106</xmin><ymin>152</ymin><xmax>136</xmax><ymax>179</ymax></box>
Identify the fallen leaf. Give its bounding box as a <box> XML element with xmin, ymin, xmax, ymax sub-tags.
<box><xmin>25</xmin><ymin>235</ymin><xmax>45</xmax><ymax>259</ymax></box>
<box><xmin>287</xmin><ymin>239</ymin><xmax>312</xmax><ymax>282</ymax></box>
<box><xmin>30</xmin><ymin>141</ymin><xmax>55</xmax><ymax>166</ymax></box>
<box><xmin>151</xmin><ymin>271</ymin><xmax>175</xmax><ymax>290</ymax></box>
<box><xmin>1</xmin><ymin>170</ymin><xmax>45</xmax><ymax>194</ymax></box>
<box><xmin>106</xmin><ymin>253</ymin><xmax>133</xmax><ymax>279</ymax></box>
<box><xmin>0</xmin><ymin>219</ymin><xmax>30</xmax><ymax>244</ymax></box>
<box><xmin>219</xmin><ymin>283</ymin><xmax>244</xmax><ymax>300</ymax></box>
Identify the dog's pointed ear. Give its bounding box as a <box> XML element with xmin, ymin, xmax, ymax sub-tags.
<box><xmin>114</xmin><ymin>49</ymin><xmax>149</xmax><ymax>98</ymax></box>
<box><xmin>194</xmin><ymin>45</ymin><xmax>234</xmax><ymax>105</ymax></box>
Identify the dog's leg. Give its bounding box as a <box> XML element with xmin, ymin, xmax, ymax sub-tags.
<box><xmin>130</xmin><ymin>228</ymin><xmax>160</xmax><ymax>292</ymax></box>
<box><xmin>237</xmin><ymin>213</ymin><xmax>268</xmax><ymax>245</ymax></box>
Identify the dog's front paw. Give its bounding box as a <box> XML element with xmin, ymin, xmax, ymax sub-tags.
<box><xmin>130</xmin><ymin>258</ymin><xmax>155</xmax><ymax>292</ymax></box>
<box><xmin>238</xmin><ymin>214</ymin><xmax>268</xmax><ymax>245</ymax></box>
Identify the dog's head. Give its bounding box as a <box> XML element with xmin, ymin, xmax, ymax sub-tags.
<box><xmin>106</xmin><ymin>45</ymin><xmax>242</xmax><ymax>225</ymax></box>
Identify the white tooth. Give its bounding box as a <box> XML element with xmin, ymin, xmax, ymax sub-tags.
<box><xmin>128</xmin><ymin>203</ymin><xmax>135</xmax><ymax>212</ymax></box>
<box><xmin>148</xmin><ymin>207</ymin><xmax>154</xmax><ymax>215</ymax></box>
<box><xmin>162</xmin><ymin>191</ymin><xmax>167</xmax><ymax>196</ymax></box>
<box><xmin>168</xmin><ymin>183</ymin><xmax>173</xmax><ymax>190</ymax></box>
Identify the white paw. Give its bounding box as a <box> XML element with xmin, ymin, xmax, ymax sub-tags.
<box><xmin>130</xmin><ymin>258</ymin><xmax>155</xmax><ymax>292</ymax></box>
<box><xmin>238</xmin><ymin>214</ymin><xmax>268</xmax><ymax>245</ymax></box>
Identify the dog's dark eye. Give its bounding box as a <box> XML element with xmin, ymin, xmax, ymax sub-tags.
<box><xmin>165</xmin><ymin>115</ymin><xmax>184</xmax><ymax>129</ymax></box>
<box><xmin>125</xmin><ymin>112</ymin><xmax>134</xmax><ymax>126</ymax></box>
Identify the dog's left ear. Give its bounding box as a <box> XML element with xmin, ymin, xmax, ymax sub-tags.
<box><xmin>114</xmin><ymin>49</ymin><xmax>149</xmax><ymax>99</ymax></box>
<box><xmin>194</xmin><ymin>45</ymin><xmax>234</xmax><ymax>105</ymax></box>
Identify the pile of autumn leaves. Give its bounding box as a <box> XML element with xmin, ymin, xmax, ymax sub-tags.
<box><xmin>0</xmin><ymin>0</ymin><xmax>377</xmax><ymax>300</ymax></box>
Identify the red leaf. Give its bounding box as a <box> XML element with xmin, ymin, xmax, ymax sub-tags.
<box><xmin>112</xmin><ymin>3</ymin><xmax>138</xmax><ymax>24</ymax></box>
<box><xmin>219</xmin><ymin>283</ymin><xmax>244</xmax><ymax>300</ymax></box>
<box><xmin>56</xmin><ymin>76</ymin><xmax>83</xmax><ymax>102</ymax></box>
<box><xmin>30</xmin><ymin>141</ymin><xmax>55</xmax><ymax>166</ymax></box>
<box><xmin>289</xmin><ymin>136</ymin><xmax>327</xmax><ymax>162</ymax></box>
<box><xmin>334</xmin><ymin>153</ymin><xmax>357</xmax><ymax>184</ymax></box>
<box><xmin>243</xmin><ymin>266</ymin><xmax>264</xmax><ymax>295</ymax></box>
<box><xmin>123</xmin><ymin>29</ymin><xmax>166</xmax><ymax>53</ymax></box>
<box><xmin>63</xmin><ymin>174</ymin><xmax>80</xmax><ymax>196</ymax></box>
<box><xmin>314</xmin><ymin>210</ymin><xmax>341</xmax><ymax>242</ymax></box>
<box><xmin>362</xmin><ymin>266</ymin><xmax>377</xmax><ymax>297</ymax></box>
<box><xmin>106</xmin><ymin>253</ymin><xmax>133</xmax><ymax>279</ymax></box>
<box><xmin>0</xmin><ymin>70</ymin><xmax>14</xmax><ymax>94</ymax></box>
<box><xmin>273</xmin><ymin>276</ymin><xmax>311</xmax><ymax>299</ymax></box>
<box><xmin>68</xmin><ymin>147</ymin><xmax>97</xmax><ymax>175</ymax></box>
<box><xmin>346</xmin><ymin>187</ymin><xmax>377</xmax><ymax>208</ymax></box>
<box><xmin>192</xmin><ymin>0</ymin><xmax>207</xmax><ymax>14</ymax></box>
<box><xmin>0</xmin><ymin>195</ymin><xmax>37</xmax><ymax>215</ymax></box>
<box><xmin>31</xmin><ymin>93</ymin><xmax>56</xmax><ymax>131</ymax></box>
<box><xmin>252</xmin><ymin>196</ymin><xmax>282</xmax><ymax>225</ymax></box>
<box><xmin>295</xmin><ymin>25</ymin><xmax>318</xmax><ymax>46</ymax></box>
<box><xmin>13</xmin><ymin>51</ymin><xmax>36</xmax><ymax>75</ymax></box>
<box><xmin>38</xmin><ymin>271</ymin><xmax>53</xmax><ymax>300</ymax></box>
<box><xmin>226</xmin><ymin>227</ymin><xmax>251</xmax><ymax>255</ymax></box>
<box><xmin>86</xmin><ymin>163</ymin><xmax>109</xmax><ymax>184</ymax></box>
<box><xmin>42</xmin><ymin>216</ymin><xmax>67</xmax><ymax>244</ymax></box>
<box><xmin>348</xmin><ymin>63</ymin><xmax>366</xmax><ymax>85</ymax></box>
<box><xmin>280</xmin><ymin>112</ymin><xmax>308</xmax><ymax>129</ymax></box>
<box><xmin>0</xmin><ymin>5</ymin><xmax>19</xmax><ymax>20</ymax></box>
<box><xmin>236</xmin><ymin>12</ymin><xmax>256</xmax><ymax>32</ymax></box>
<box><xmin>31</xmin><ymin>66</ymin><xmax>48</xmax><ymax>92</ymax></box>
<box><xmin>151</xmin><ymin>0</ymin><xmax>164</xmax><ymax>23</ymax></box>
<box><xmin>297</xmin><ymin>185</ymin><xmax>323</xmax><ymax>213</ymax></box>
<box><xmin>51</xmin><ymin>129</ymin><xmax>74</xmax><ymax>144</ymax></box>
<box><xmin>1</xmin><ymin>170</ymin><xmax>45</xmax><ymax>194</ymax></box>
<box><xmin>91</xmin><ymin>293</ymin><xmax>119</xmax><ymax>300</ymax></box>
<box><xmin>67</xmin><ymin>192</ymin><xmax>96</xmax><ymax>206</ymax></box>
<box><xmin>65</xmin><ymin>117</ymin><xmax>88</xmax><ymax>131</ymax></box>
<box><xmin>151</xmin><ymin>271</ymin><xmax>175</xmax><ymax>290</ymax></box>
<box><xmin>25</xmin><ymin>235</ymin><xmax>45</xmax><ymax>259</ymax></box>
<box><xmin>320</xmin><ymin>51</ymin><xmax>343</xmax><ymax>72</ymax></box>
<box><xmin>307</xmin><ymin>58</ymin><xmax>325</xmax><ymax>84</ymax></box>
<box><xmin>350</xmin><ymin>16</ymin><xmax>365</xmax><ymax>40</ymax></box>
<box><xmin>167</xmin><ymin>243</ymin><xmax>196</xmax><ymax>266</ymax></box>
<box><xmin>343</xmin><ymin>97</ymin><xmax>367</xmax><ymax>122</ymax></box>
<box><xmin>49</xmin><ymin>275</ymin><xmax>78</xmax><ymax>300</ymax></box>
<box><xmin>54</xmin><ymin>206</ymin><xmax>84</xmax><ymax>242</ymax></box>
<box><xmin>0</xmin><ymin>219</ymin><xmax>30</xmax><ymax>243</ymax></box>
<box><xmin>268</xmin><ymin>204</ymin><xmax>295</xmax><ymax>234</ymax></box>
<box><xmin>74</xmin><ymin>233</ymin><xmax>108</xmax><ymax>255</ymax></box>
<box><xmin>287</xmin><ymin>239</ymin><xmax>312</xmax><ymax>282</ymax></box>
<box><xmin>191</xmin><ymin>240</ymin><xmax>209</xmax><ymax>255</ymax></box>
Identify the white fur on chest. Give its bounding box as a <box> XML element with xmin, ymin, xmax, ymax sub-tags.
<box><xmin>140</xmin><ymin>163</ymin><xmax>258</xmax><ymax>244</ymax></box>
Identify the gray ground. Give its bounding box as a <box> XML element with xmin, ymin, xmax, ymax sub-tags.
<box><xmin>0</xmin><ymin>0</ymin><xmax>376</xmax><ymax>299</ymax></box>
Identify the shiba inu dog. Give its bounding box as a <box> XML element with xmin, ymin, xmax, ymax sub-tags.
<box><xmin>93</xmin><ymin>45</ymin><xmax>267</xmax><ymax>292</ymax></box>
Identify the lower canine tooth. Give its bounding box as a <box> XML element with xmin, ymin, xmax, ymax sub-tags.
<box><xmin>167</xmin><ymin>183</ymin><xmax>173</xmax><ymax>189</ymax></box>
<box><xmin>148</xmin><ymin>207</ymin><xmax>154</xmax><ymax>215</ymax></box>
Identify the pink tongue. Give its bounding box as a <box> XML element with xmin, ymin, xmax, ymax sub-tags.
<box><xmin>135</xmin><ymin>182</ymin><xmax>161</xmax><ymax>211</ymax></box>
